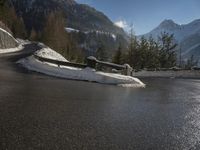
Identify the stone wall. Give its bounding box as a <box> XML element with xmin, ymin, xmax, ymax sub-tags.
<box><xmin>0</xmin><ymin>28</ymin><xmax>18</xmax><ymax>49</ymax></box>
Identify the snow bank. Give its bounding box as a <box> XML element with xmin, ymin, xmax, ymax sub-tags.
<box><xmin>17</xmin><ymin>44</ymin><xmax>145</xmax><ymax>87</ymax></box>
<box><xmin>0</xmin><ymin>44</ymin><xmax>23</xmax><ymax>54</ymax></box>
<box><xmin>36</xmin><ymin>43</ymin><xmax>68</xmax><ymax>62</ymax></box>
<box><xmin>17</xmin><ymin>56</ymin><xmax>145</xmax><ymax>87</ymax></box>
<box><xmin>16</xmin><ymin>39</ymin><xmax>31</xmax><ymax>45</ymax></box>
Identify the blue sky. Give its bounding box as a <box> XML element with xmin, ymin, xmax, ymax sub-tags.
<box><xmin>76</xmin><ymin>0</ymin><xmax>200</xmax><ymax>35</ymax></box>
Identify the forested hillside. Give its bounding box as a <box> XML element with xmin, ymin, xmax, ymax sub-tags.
<box><xmin>0</xmin><ymin>0</ymin><xmax>183</xmax><ymax>69</ymax></box>
<box><xmin>0</xmin><ymin>0</ymin><xmax>129</xmax><ymax>63</ymax></box>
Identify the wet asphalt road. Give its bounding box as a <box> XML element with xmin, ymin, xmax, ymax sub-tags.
<box><xmin>0</xmin><ymin>46</ymin><xmax>200</xmax><ymax>150</ymax></box>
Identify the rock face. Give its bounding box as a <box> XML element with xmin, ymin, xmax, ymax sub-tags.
<box><xmin>0</xmin><ymin>28</ymin><xmax>18</xmax><ymax>49</ymax></box>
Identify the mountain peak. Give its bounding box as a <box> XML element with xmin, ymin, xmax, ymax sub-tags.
<box><xmin>158</xmin><ymin>19</ymin><xmax>179</xmax><ymax>29</ymax></box>
<box><xmin>188</xmin><ymin>19</ymin><xmax>200</xmax><ymax>26</ymax></box>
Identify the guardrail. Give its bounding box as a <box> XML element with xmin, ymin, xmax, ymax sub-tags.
<box><xmin>87</xmin><ymin>56</ymin><xmax>132</xmax><ymax>76</ymax></box>
<box><xmin>34</xmin><ymin>55</ymin><xmax>133</xmax><ymax>76</ymax></box>
<box><xmin>34</xmin><ymin>55</ymin><xmax>87</xmax><ymax>68</ymax></box>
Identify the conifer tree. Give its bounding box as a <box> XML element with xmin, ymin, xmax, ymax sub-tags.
<box><xmin>127</xmin><ymin>25</ymin><xmax>139</xmax><ymax>69</ymax></box>
<box><xmin>158</xmin><ymin>32</ymin><xmax>177</xmax><ymax>68</ymax></box>
<box><xmin>42</xmin><ymin>11</ymin><xmax>69</xmax><ymax>57</ymax></box>
<box><xmin>138</xmin><ymin>36</ymin><xmax>149</xmax><ymax>68</ymax></box>
<box><xmin>147</xmin><ymin>35</ymin><xmax>160</xmax><ymax>68</ymax></box>
<box><xmin>96</xmin><ymin>43</ymin><xmax>108</xmax><ymax>61</ymax></box>
<box><xmin>0</xmin><ymin>2</ymin><xmax>27</xmax><ymax>38</ymax></box>
<box><xmin>29</xmin><ymin>28</ymin><xmax>37</xmax><ymax>41</ymax></box>
<box><xmin>112</xmin><ymin>44</ymin><xmax>123</xmax><ymax>64</ymax></box>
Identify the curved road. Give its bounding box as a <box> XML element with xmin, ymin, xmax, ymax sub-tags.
<box><xmin>0</xmin><ymin>45</ymin><xmax>200</xmax><ymax>150</ymax></box>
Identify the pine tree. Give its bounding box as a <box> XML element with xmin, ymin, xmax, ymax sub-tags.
<box><xmin>138</xmin><ymin>36</ymin><xmax>149</xmax><ymax>68</ymax></box>
<box><xmin>11</xmin><ymin>16</ymin><xmax>27</xmax><ymax>38</ymax></box>
<box><xmin>42</xmin><ymin>11</ymin><xmax>69</xmax><ymax>57</ymax></box>
<box><xmin>112</xmin><ymin>44</ymin><xmax>123</xmax><ymax>64</ymax></box>
<box><xmin>127</xmin><ymin>25</ymin><xmax>139</xmax><ymax>69</ymax></box>
<box><xmin>41</xmin><ymin>11</ymin><xmax>85</xmax><ymax>62</ymax></box>
<box><xmin>0</xmin><ymin>3</ymin><xmax>27</xmax><ymax>38</ymax></box>
<box><xmin>96</xmin><ymin>43</ymin><xmax>107</xmax><ymax>61</ymax></box>
<box><xmin>29</xmin><ymin>28</ymin><xmax>37</xmax><ymax>41</ymax></box>
<box><xmin>147</xmin><ymin>35</ymin><xmax>160</xmax><ymax>69</ymax></box>
<box><xmin>158</xmin><ymin>32</ymin><xmax>177</xmax><ymax>68</ymax></box>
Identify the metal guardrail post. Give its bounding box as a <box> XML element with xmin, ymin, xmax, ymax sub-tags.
<box><xmin>87</xmin><ymin>56</ymin><xmax>97</xmax><ymax>69</ymax></box>
<box><xmin>124</xmin><ymin>64</ymin><xmax>133</xmax><ymax>76</ymax></box>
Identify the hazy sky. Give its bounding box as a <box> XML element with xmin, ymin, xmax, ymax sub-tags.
<box><xmin>76</xmin><ymin>0</ymin><xmax>200</xmax><ymax>35</ymax></box>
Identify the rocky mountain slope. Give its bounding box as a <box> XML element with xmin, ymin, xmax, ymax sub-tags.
<box><xmin>140</xmin><ymin>19</ymin><xmax>200</xmax><ymax>61</ymax></box>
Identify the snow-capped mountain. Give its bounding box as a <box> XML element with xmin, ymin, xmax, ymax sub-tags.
<box><xmin>141</xmin><ymin>19</ymin><xmax>200</xmax><ymax>42</ymax></box>
<box><xmin>140</xmin><ymin>19</ymin><xmax>200</xmax><ymax>61</ymax></box>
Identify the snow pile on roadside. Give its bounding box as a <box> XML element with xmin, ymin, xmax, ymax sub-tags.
<box><xmin>0</xmin><ymin>44</ymin><xmax>23</xmax><ymax>54</ymax></box>
<box><xmin>18</xmin><ymin>58</ymin><xmax>145</xmax><ymax>87</ymax></box>
<box><xmin>36</xmin><ymin>43</ymin><xmax>69</xmax><ymax>62</ymax></box>
<box><xmin>17</xmin><ymin>44</ymin><xmax>145</xmax><ymax>87</ymax></box>
<box><xmin>16</xmin><ymin>38</ymin><xmax>31</xmax><ymax>45</ymax></box>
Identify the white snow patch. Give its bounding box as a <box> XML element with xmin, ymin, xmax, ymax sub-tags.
<box><xmin>65</xmin><ymin>27</ymin><xmax>80</xmax><ymax>33</ymax></box>
<box><xmin>36</xmin><ymin>43</ymin><xmax>68</xmax><ymax>62</ymax></box>
<box><xmin>111</xmin><ymin>34</ymin><xmax>117</xmax><ymax>40</ymax></box>
<box><xmin>0</xmin><ymin>44</ymin><xmax>23</xmax><ymax>54</ymax></box>
<box><xmin>16</xmin><ymin>39</ymin><xmax>31</xmax><ymax>45</ymax></box>
<box><xmin>65</xmin><ymin>27</ymin><xmax>117</xmax><ymax>40</ymax></box>
<box><xmin>85</xmin><ymin>30</ymin><xmax>117</xmax><ymax>41</ymax></box>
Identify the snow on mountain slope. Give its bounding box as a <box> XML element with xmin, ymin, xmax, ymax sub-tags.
<box><xmin>65</xmin><ymin>27</ymin><xmax>117</xmax><ymax>40</ymax></box>
<box><xmin>139</xmin><ymin>19</ymin><xmax>200</xmax><ymax>62</ymax></box>
<box><xmin>65</xmin><ymin>27</ymin><xmax>80</xmax><ymax>33</ymax></box>
<box><xmin>140</xmin><ymin>19</ymin><xmax>200</xmax><ymax>42</ymax></box>
<box><xmin>182</xmin><ymin>43</ymin><xmax>200</xmax><ymax>56</ymax></box>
